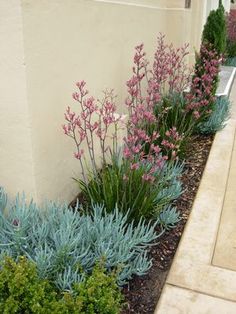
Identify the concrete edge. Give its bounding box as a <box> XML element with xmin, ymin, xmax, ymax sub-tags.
<box><xmin>216</xmin><ymin>66</ymin><xmax>236</xmax><ymax>97</ymax></box>
<box><xmin>155</xmin><ymin>79</ymin><xmax>236</xmax><ymax>312</ymax></box>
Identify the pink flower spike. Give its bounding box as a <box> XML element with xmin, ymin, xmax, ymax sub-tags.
<box><xmin>131</xmin><ymin>163</ymin><xmax>139</xmax><ymax>170</ymax></box>
<box><xmin>74</xmin><ymin>149</ymin><xmax>84</xmax><ymax>160</ymax></box>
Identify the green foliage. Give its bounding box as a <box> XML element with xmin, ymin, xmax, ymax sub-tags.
<box><xmin>78</xmin><ymin>154</ymin><xmax>183</xmax><ymax>222</ymax></box>
<box><xmin>0</xmin><ymin>256</ymin><xmax>59</xmax><ymax>314</ymax></box>
<box><xmin>73</xmin><ymin>262</ymin><xmax>123</xmax><ymax>314</ymax></box>
<box><xmin>197</xmin><ymin>96</ymin><xmax>231</xmax><ymax>134</ymax></box>
<box><xmin>202</xmin><ymin>1</ymin><xmax>226</xmax><ymax>54</ymax></box>
<box><xmin>0</xmin><ymin>256</ymin><xmax>123</xmax><ymax>314</ymax></box>
<box><xmin>225</xmin><ymin>56</ymin><xmax>236</xmax><ymax>66</ymax></box>
<box><xmin>226</xmin><ymin>41</ymin><xmax>236</xmax><ymax>58</ymax></box>
<box><xmin>0</xmin><ymin>192</ymin><xmax>162</xmax><ymax>288</ymax></box>
<box><xmin>154</xmin><ymin>93</ymin><xmax>195</xmax><ymax>157</ymax></box>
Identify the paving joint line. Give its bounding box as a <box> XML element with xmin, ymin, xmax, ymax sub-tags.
<box><xmin>166</xmin><ymin>283</ymin><xmax>236</xmax><ymax>304</ymax></box>
<box><xmin>210</xmin><ymin>120</ymin><xmax>236</xmax><ymax>266</ymax></box>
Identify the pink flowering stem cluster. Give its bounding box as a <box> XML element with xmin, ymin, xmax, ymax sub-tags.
<box><xmin>152</xmin><ymin>33</ymin><xmax>191</xmax><ymax>96</ymax></box>
<box><xmin>63</xmin><ymin>81</ymin><xmax>123</xmax><ymax>182</ymax></box>
<box><xmin>124</xmin><ymin>35</ymin><xmax>190</xmax><ymax>175</ymax></box>
<box><xmin>186</xmin><ymin>44</ymin><xmax>221</xmax><ymax>121</ymax></box>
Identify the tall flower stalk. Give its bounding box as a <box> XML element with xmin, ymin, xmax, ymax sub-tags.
<box><xmin>124</xmin><ymin>34</ymin><xmax>191</xmax><ymax>163</ymax></box>
<box><xmin>63</xmin><ymin>82</ymin><xmax>124</xmax><ymax>182</ymax></box>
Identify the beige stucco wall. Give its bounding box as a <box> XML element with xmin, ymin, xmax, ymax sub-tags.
<box><xmin>0</xmin><ymin>0</ymin><xmax>36</xmax><ymax>200</ymax></box>
<box><xmin>95</xmin><ymin>0</ymin><xmax>186</xmax><ymax>8</ymax></box>
<box><xmin>0</xmin><ymin>0</ymin><xmax>231</xmax><ymax>204</ymax></box>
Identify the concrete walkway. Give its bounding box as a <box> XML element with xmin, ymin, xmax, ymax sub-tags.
<box><xmin>155</xmin><ymin>80</ymin><xmax>236</xmax><ymax>313</ymax></box>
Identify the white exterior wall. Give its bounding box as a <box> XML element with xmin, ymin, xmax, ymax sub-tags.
<box><xmin>206</xmin><ymin>0</ymin><xmax>231</xmax><ymax>13</ymax></box>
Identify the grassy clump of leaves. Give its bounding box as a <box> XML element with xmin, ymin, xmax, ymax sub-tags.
<box><xmin>79</xmin><ymin>154</ymin><xmax>183</xmax><ymax>222</ymax></box>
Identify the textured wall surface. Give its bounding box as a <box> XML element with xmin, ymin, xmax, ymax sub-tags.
<box><xmin>0</xmin><ymin>0</ymin><xmax>231</xmax><ymax>203</ymax></box>
<box><xmin>21</xmin><ymin>0</ymin><xmax>192</xmax><ymax>203</ymax></box>
<box><xmin>0</xmin><ymin>0</ymin><xmax>36</xmax><ymax>200</ymax></box>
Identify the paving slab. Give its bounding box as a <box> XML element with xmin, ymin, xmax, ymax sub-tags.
<box><xmin>155</xmin><ymin>285</ymin><xmax>236</xmax><ymax>314</ymax></box>
<box><xmin>213</xmin><ymin>134</ymin><xmax>236</xmax><ymax>272</ymax></box>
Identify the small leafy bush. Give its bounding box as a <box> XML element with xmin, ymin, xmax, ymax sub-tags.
<box><xmin>0</xmin><ymin>256</ymin><xmax>123</xmax><ymax>314</ymax></box>
<box><xmin>0</xmin><ymin>189</ymin><xmax>166</xmax><ymax>289</ymax></box>
<box><xmin>197</xmin><ymin>96</ymin><xmax>231</xmax><ymax>134</ymax></box>
<box><xmin>72</xmin><ymin>262</ymin><xmax>123</xmax><ymax>314</ymax></box>
<box><xmin>0</xmin><ymin>256</ymin><xmax>57</xmax><ymax>314</ymax></box>
<box><xmin>79</xmin><ymin>154</ymin><xmax>183</xmax><ymax>222</ymax></box>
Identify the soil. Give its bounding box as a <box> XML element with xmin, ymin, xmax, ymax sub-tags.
<box><xmin>121</xmin><ymin>134</ymin><xmax>214</xmax><ymax>314</ymax></box>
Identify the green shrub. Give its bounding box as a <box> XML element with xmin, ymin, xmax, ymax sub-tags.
<box><xmin>72</xmin><ymin>262</ymin><xmax>123</xmax><ymax>314</ymax></box>
<box><xmin>197</xmin><ymin>96</ymin><xmax>231</xmax><ymax>134</ymax></box>
<box><xmin>0</xmin><ymin>189</ymin><xmax>166</xmax><ymax>288</ymax></box>
<box><xmin>153</xmin><ymin>93</ymin><xmax>195</xmax><ymax>157</ymax></box>
<box><xmin>0</xmin><ymin>256</ymin><xmax>60</xmax><ymax>314</ymax></box>
<box><xmin>78</xmin><ymin>154</ymin><xmax>183</xmax><ymax>222</ymax></box>
<box><xmin>202</xmin><ymin>0</ymin><xmax>226</xmax><ymax>54</ymax></box>
<box><xmin>0</xmin><ymin>256</ymin><xmax>123</xmax><ymax>314</ymax></box>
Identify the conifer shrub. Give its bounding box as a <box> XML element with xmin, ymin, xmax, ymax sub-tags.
<box><xmin>202</xmin><ymin>0</ymin><xmax>226</xmax><ymax>55</ymax></box>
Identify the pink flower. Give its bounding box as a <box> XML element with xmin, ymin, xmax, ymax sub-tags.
<box><xmin>123</xmin><ymin>147</ymin><xmax>132</xmax><ymax>159</ymax></box>
<box><xmin>193</xmin><ymin>110</ymin><xmax>200</xmax><ymax>119</ymax></box>
<box><xmin>62</xmin><ymin>124</ymin><xmax>68</xmax><ymax>135</ymax></box>
<box><xmin>72</xmin><ymin>92</ymin><xmax>80</xmax><ymax>101</ymax></box>
<box><xmin>74</xmin><ymin>149</ymin><xmax>84</xmax><ymax>160</ymax></box>
<box><xmin>131</xmin><ymin>163</ymin><xmax>139</xmax><ymax>170</ymax></box>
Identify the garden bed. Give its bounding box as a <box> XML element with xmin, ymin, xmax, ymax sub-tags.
<box><xmin>1</xmin><ymin>6</ymin><xmax>235</xmax><ymax>311</ymax></box>
<box><xmin>121</xmin><ymin>134</ymin><xmax>214</xmax><ymax>314</ymax></box>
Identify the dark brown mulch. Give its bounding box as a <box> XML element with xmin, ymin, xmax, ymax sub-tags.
<box><xmin>121</xmin><ymin>134</ymin><xmax>214</xmax><ymax>314</ymax></box>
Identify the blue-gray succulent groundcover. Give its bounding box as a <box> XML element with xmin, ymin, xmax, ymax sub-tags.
<box><xmin>0</xmin><ymin>187</ymin><xmax>180</xmax><ymax>291</ymax></box>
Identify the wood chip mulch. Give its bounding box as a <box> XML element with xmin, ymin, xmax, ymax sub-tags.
<box><xmin>121</xmin><ymin>134</ymin><xmax>214</xmax><ymax>314</ymax></box>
